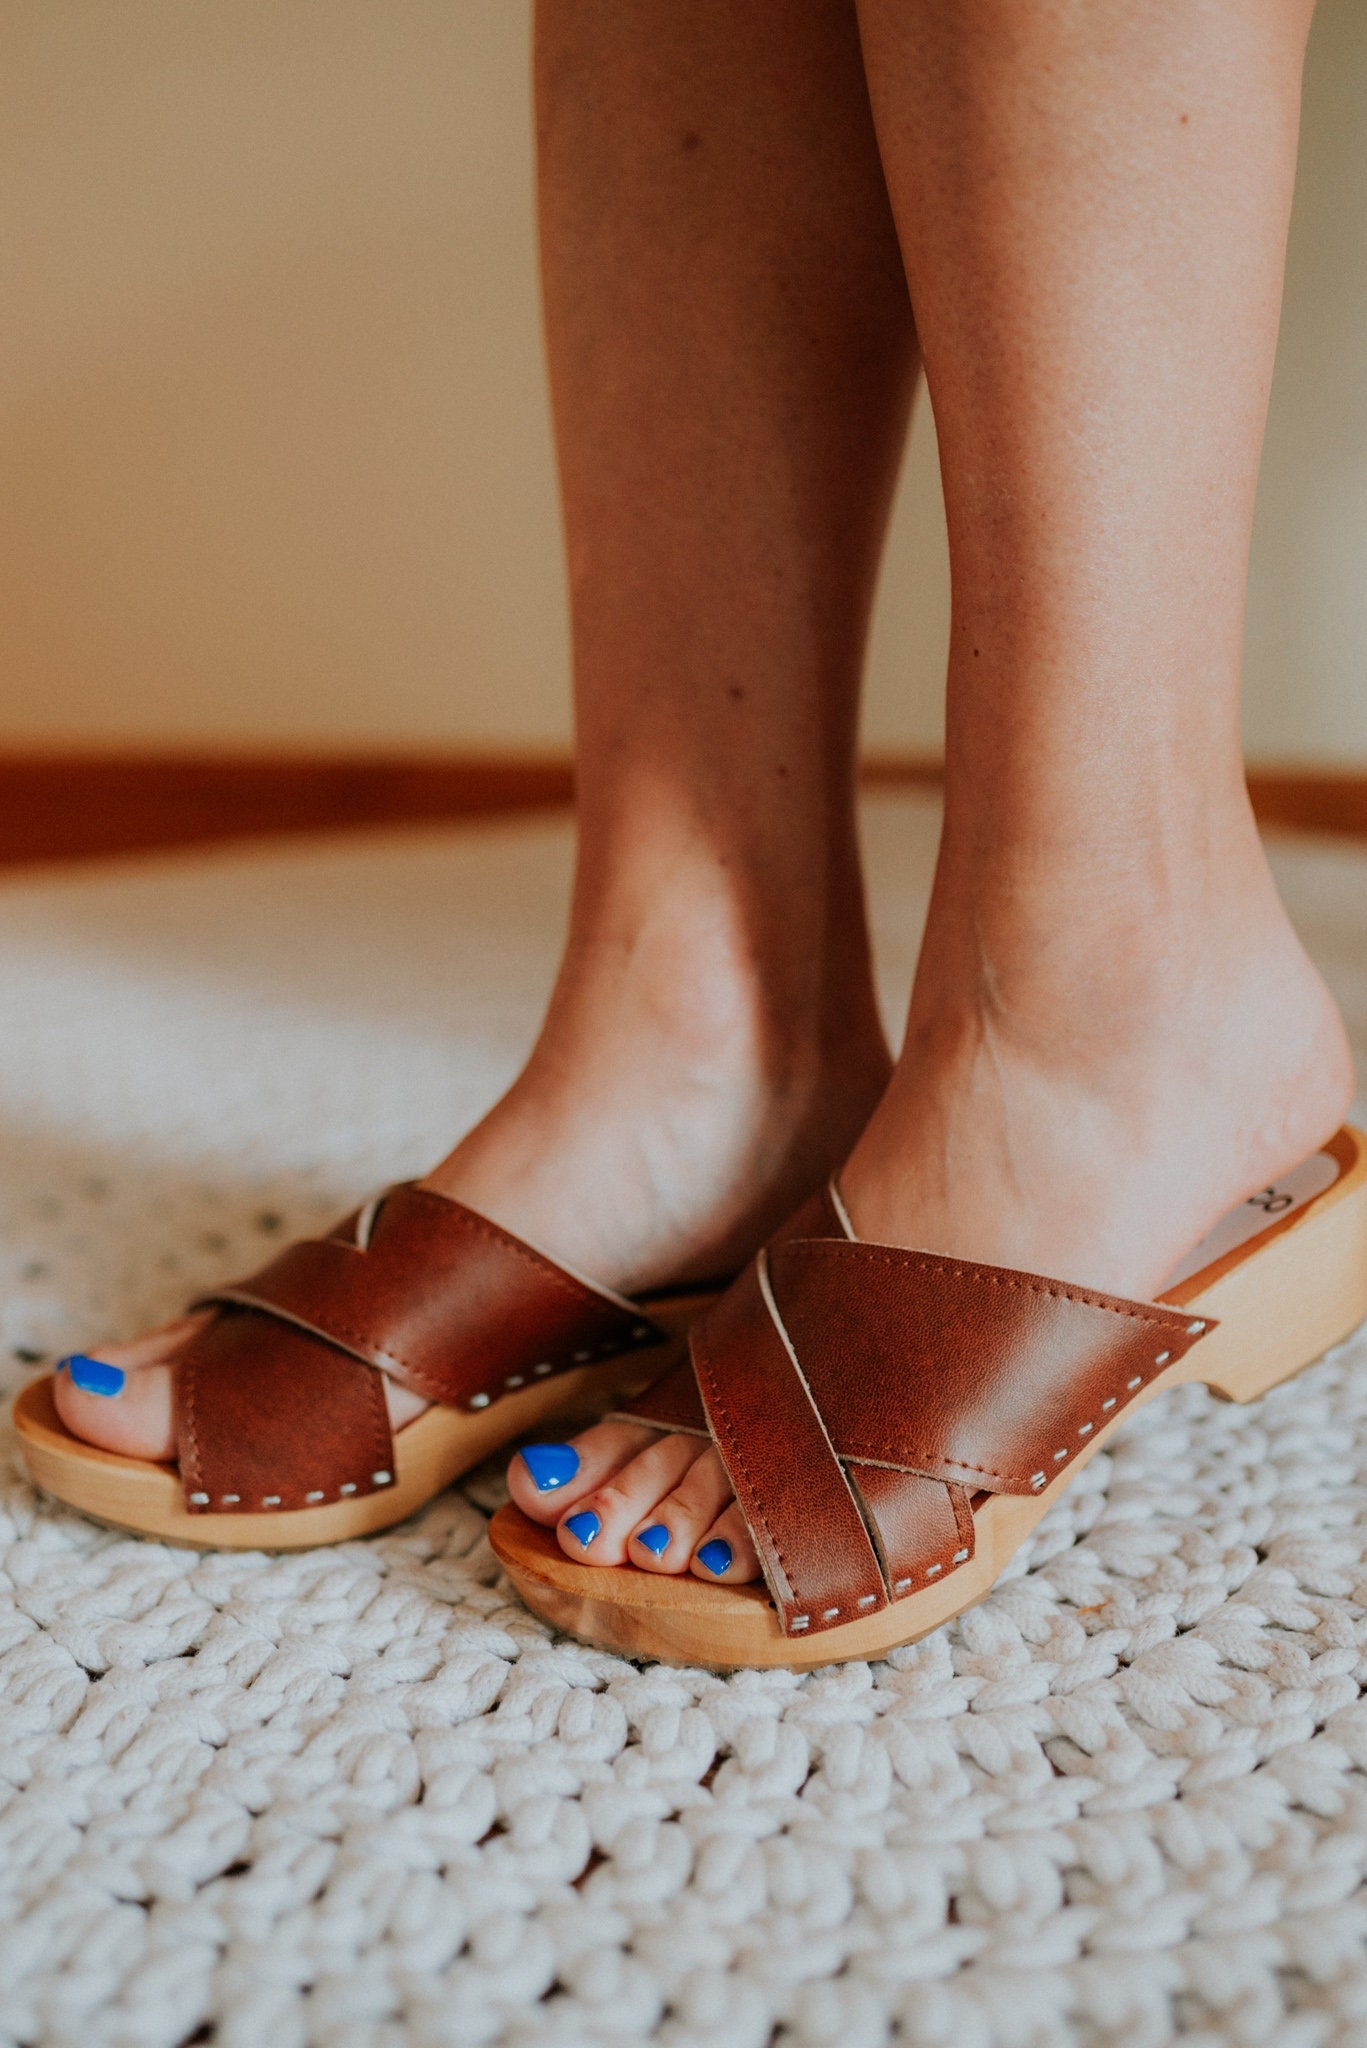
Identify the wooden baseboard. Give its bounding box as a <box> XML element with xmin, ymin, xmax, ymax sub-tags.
<box><xmin>1241</xmin><ymin>769</ymin><xmax>1367</xmax><ymax>839</ymax></box>
<box><xmin>0</xmin><ymin>752</ymin><xmax>575</xmax><ymax>865</ymax></box>
<box><xmin>865</xmin><ymin>757</ymin><xmax>1367</xmax><ymax>838</ymax></box>
<box><xmin>0</xmin><ymin>749</ymin><xmax>1362</xmax><ymax>865</ymax></box>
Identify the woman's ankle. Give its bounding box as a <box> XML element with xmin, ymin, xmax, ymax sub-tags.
<box><xmin>844</xmin><ymin>853</ymin><xmax>1354</xmax><ymax>1299</ymax></box>
<box><xmin>426</xmin><ymin>872</ymin><xmax>891</xmax><ymax>1292</ymax></box>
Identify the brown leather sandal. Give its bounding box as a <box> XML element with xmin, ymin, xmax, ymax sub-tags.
<box><xmin>490</xmin><ymin>1126</ymin><xmax>1367</xmax><ymax>1670</ymax></box>
<box><xmin>14</xmin><ymin>1181</ymin><xmax>720</xmax><ymax>1548</ymax></box>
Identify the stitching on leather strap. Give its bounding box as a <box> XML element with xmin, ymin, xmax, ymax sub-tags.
<box><xmin>839</xmin><ymin>1439</ymin><xmax>1020</xmax><ymax>1483</ymax></box>
<box><xmin>411</xmin><ymin>1198</ymin><xmax>594</xmax><ymax>1300</ymax></box>
<box><xmin>361</xmin><ymin>1351</ymin><xmax>393</xmax><ymax>1482</ymax></box>
<box><xmin>206</xmin><ymin>1286</ymin><xmax>631</xmax><ymax>1404</ymax></box>
<box><xmin>843</xmin><ymin>1465</ymin><xmax>894</xmax><ymax>1588</ymax></box>
<box><xmin>207</xmin><ymin>1204</ymin><xmax>653</xmax><ymax>1397</ymax></box>
<box><xmin>179</xmin><ymin>1327</ymin><xmax>394</xmax><ymax>1511</ymax></box>
<box><xmin>758</xmin><ymin>1245</ymin><xmax>877</xmax><ymax>1597</ymax></box>
<box><xmin>395</xmin><ymin>1188</ymin><xmax>649</xmax><ymax>1318</ymax></box>
<box><xmin>694</xmin><ymin>1255</ymin><xmax>885</xmax><ymax>1619</ymax></box>
<box><xmin>835</xmin><ymin>1348</ymin><xmax>1170</xmax><ymax>1487</ymax></box>
<box><xmin>181</xmin><ymin>1355</ymin><xmax>204</xmax><ymax>1497</ymax></box>
<box><xmin>690</xmin><ymin>1316</ymin><xmax>794</xmax><ymax>1600</ymax></box>
<box><xmin>603</xmin><ymin>1413</ymin><xmax>710</xmax><ymax>1440</ymax></box>
<box><xmin>778</xmin><ymin>1240</ymin><xmax>1198</xmax><ymax>1328</ymax></box>
<box><xmin>948</xmin><ymin>1482</ymin><xmax>975</xmax><ymax>1556</ymax></box>
<box><xmin>757</xmin><ymin>1250</ymin><xmax>885</xmax><ymax>1611</ymax></box>
<box><xmin>205</xmin><ymin>1290</ymin><xmax>415</xmax><ymax>1378</ymax></box>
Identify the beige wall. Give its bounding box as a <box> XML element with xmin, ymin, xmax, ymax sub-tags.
<box><xmin>0</xmin><ymin>2</ymin><xmax>1362</xmax><ymax>761</ymax></box>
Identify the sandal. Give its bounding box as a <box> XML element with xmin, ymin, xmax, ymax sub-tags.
<box><xmin>490</xmin><ymin>1126</ymin><xmax>1367</xmax><ymax>1669</ymax></box>
<box><xmin>14</xmin><ymin>1181</ymin><xmax>723</xmax><ymax>1548</ymax></box>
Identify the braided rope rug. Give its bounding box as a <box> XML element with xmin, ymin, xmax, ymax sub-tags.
<box><xmin>2</xmin><ymin>794</ymin><xmax>1366</xmax><ymax>2048</ymax></box>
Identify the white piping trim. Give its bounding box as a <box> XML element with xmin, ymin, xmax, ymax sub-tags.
<box><xmin>499</xmin><ymin>1226</ymin><xmax>645</xmax><ymax>1319</ymax></box>
<box><xmin>603</xmin><ymin>1412</ymin><xmax>710</xmax><ymax>1441</ymax></box>
<box><xmin>755</xmin><ymin>1248</ymin><xmax>886</xmax><ymax>1618</ymax></box>
<box><xmin>378</xmin><ymin>1183</ymin><xmax>655</xmax><ymax>1323</ymax></box>
<box><xmin>209</xmin><ymin>1288</ymin><xmax>407</xmax><ymax>1379</ymax></box>
<box><xmin>354</xmin><ymin>1191</ymin><xmax>386</xmax><ymax>1250</ymax></box>
<box><xmin>827</xmin><ymin>1178</ymin><xmax>858</xmax><ymax>1242</ymax></box>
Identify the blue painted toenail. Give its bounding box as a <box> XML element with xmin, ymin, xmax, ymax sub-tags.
<box><xmin>62</xmin><ymin>1355</ymin><xmax>125</xmax><ymax>1397</ymax></box>
<box><xmin>520</xmin><ymin>1442</ymin><xmax>580</xmax><ymax>1492</ymax></box>
<box><xmin>697</xmin><ymin>1538</ymin><xmax>732</xmax><ymax>1577</ymax></box>
<box><xmin>637</xmin><ymin>1522</ymin><xmax>670</xmax><ymax>1557</ymax></box>
<box><xmin>565</xmin><ymin>1510</ymin><xmax>601</xmax><ymax>1549</ymax></box>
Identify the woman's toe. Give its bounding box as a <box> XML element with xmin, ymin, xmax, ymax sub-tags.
<box><xmin>70</xmin><ymin>1310</ymin><xmax>209</xmax><ymax>1377</ymax></box>
<box><xmin>690</xmin><ymin>1500</ymin><xmax>761</xmax><ymax>1584</ymax></box>
<box><xmin>626</xmin><ymin>1445</ymin><xmax>740</xmax><ymax>1575</ymax></box>
<box><xmin>52</xmin><ymin>1311</ymin><xmax>212</xmax><ymax>1457</ymax></box>
<box><xmin>553</xmin><ymin>1429</ymin><xmax>707</xmax><ymax>1565</ymax></box>
<box><xmin>53</xmin><ymin>1349</ymin><xmax>178</xmax><ymax>1459</ymax></box>
<box><xmin>508</xmin><ymin>1418</ymin><xmax>661</xmax><ymax>1525</ymax></box>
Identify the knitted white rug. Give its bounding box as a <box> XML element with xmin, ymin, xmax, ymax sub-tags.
<box><xmin>2</xmin><ymin>794</ymin><xmax>1366</xmax><ymax>2048</ymax></box>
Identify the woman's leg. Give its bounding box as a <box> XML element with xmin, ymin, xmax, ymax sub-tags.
<box><xmin>56</xmin><ymin>0</ymin><xmax>915</xmax><ymax>1459</ymax></box>
<box><xmin>842</xmin><ymin>0</ymin><xmax>1349</xmax><ymax>1291</ymax></box>
<box><xmin>436</xmin><ymin>0</ymin><xmax>912</xmax><ymax>1282</ymax></box>
<box><xmin>539</xmin><ymin>0</ymin><xmax>1352</xmax><ymax>1584</ymax></box>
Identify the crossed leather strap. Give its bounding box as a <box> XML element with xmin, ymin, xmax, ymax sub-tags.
<box><xmin>617</xmin><ymin>1188</ymin><xmax>1215</xmax><ymax>1639</ymax></box>
<box><xmin>174</xmin><ymin>1183</ymin><xmax>667</xmax><ymax>1514</ymax></box>
<box><xmin>172</xmin><ymin>1175</ymin><xmax>1214</xmax><ymax>1618</ymax></box>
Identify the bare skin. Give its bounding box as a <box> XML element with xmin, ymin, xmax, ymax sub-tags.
<box><xmin>58</xmin><ymin>3</ymin><xmax>1352</xmax><ymax>1599</ymax></box>
<box><xmin>54</xmin><ymin>1</ymin><xmax>909</xmax><ymax>1464</ymax></box>
<box><xmin>499</xmin><ymin>0</ymin><xmax>1352</xmax><ymax>1588</ymax></box>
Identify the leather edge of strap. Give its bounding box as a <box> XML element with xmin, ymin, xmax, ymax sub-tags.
<box><xmin>689</xmin><ymin>1252</ymin><xmax>889</xmax><ymax>1639</ymax></box>
<box><xmin>177</xmin><ymin>1306</ymin><xmax>398</xmax><ymax>1515</ymax></box>
<box><xmin>192</xmin><ymin>1181</ymin><xmax>671</xmax><ymax>1414</ymax></box>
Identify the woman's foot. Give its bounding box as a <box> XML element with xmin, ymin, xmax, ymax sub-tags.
<box><xmin>53</xmin><ymin>870</ymin><xmax>891</xmax><ymax>1469</ymax></box>
<box><xmin>508</xmin><ymin>840</ymin><xmax>1355</xmax><ymax>1589</ymax></box>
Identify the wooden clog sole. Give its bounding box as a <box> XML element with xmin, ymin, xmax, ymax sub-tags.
<box><xmin>12</xmin><ymin>1293</ymin><xmax>708</xmax><ymax>1551</ymax></box>
<box><xmin>489</xmin><ymin>1127</ymin><xmax>1367</xmax><ymax>1670</ymax></box>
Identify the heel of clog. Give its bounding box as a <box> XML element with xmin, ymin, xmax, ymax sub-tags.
<box><xmin>1174</xmin><ymin>1129</ymin><xmax>1367</xmax><ymax>1403</ymax></box>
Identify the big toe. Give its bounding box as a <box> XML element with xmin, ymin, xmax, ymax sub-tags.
<box><xmin>508</xmin><ymin>1418</ymin><xmax>661</xmax><ymax>1525</ymax></box>
<box><xmin>52</xmin><ymin>1311</ymin><xmax>208</xmax><ymax>1460</ymax></box>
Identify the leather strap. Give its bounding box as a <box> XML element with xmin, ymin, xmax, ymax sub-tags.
<box><xmin>849</xmin><ymin>1466</ymin><xmax>972</xmax><ymax>1594</ymax></box>
<box><xmin>690</xmin><ymin>1256</ymin><xmax>887</xmax><ymax>1632</ymax></box>
<box><xmin>766</xmin><ymin>1238</ymin><xmax>1206</xmax><ymax>1495</ymax></box>
<box><xmin>604</xmin><ymin>1177</ymin><xmax>852</xmax><ymax>1439</ymax></box>
<box><xmin>178</xmin><ymin>1309</ymin><xmax>396</xmax><ymax>1515</ymax></box>
<box><xmin>198</xmin><ymin>1183</ymin><xmax>662</xmax><ymax>1407</ymax></box>
<box><xmin>620</xmin><ymin>1223</ymin><xmax>1214</xmax><ymax>1636</ymax></box>
<box><xmin>620</xmin><ymin>1351</ymin><xmax>708</xmax><ymax>1437</ymax></box>
<box><xmin>175</xmin><ymin>1183</ymin><xmax>667</xmax><ymax>1515</ymax></box>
